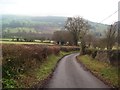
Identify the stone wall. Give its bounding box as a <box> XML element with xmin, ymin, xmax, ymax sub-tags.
<box><xmin>95</xmin><ymin>51</ymin><xmax>110</xmax><ymax>63</ymax></box>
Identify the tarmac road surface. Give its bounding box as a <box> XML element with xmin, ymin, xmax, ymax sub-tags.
<box><xmin>45</xmin><ymin>53</ymin><xmax>109</xmax><ymax>88</ymax></box>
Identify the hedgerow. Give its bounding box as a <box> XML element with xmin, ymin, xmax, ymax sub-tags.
<box><xmin>2</xmin><ymin>44</ymin><xmax>80</xmax><ymax>88</ymax></box>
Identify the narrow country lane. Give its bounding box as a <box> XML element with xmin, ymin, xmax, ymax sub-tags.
<box><xmin>45</xmin><ymin>53</ymin><xmax>109</xmax><ymax>88</ymax></box>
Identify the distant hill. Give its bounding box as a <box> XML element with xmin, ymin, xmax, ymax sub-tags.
<box><xmin>2</xmin><ymin>15</ymin><xmax>108</xmax><ymax>35</ymax></box>
<box><xmin>88</xmin><ymin>21</ymin><xmax>108</xmax><ymax>37</ymax></box>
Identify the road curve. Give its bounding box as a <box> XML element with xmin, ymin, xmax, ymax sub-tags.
<box><xmin>45</xmin><ymin>53</ymin><xmax>109</xmax><ymax>88</ymax></box>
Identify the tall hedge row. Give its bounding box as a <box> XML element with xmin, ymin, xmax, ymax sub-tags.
<box><xmin>2</xmin><ymin>44</ymin><xmax>80</xmax><ymax>88</ymax></box>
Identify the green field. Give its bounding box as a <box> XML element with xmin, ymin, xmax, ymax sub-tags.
<box><xmin>1</xmin><ymin>41</ymin><xmax>53</xmax><ymax>45</ymax></box>
<box><xmin>0</xmin><ymin>38</ymin><xmax>12</xmax><ymax>41</ymax></box>
<box><xmin>0</xmin><ymin>38</ymin><xmax>53</xmax><ymax>45</ymax></box>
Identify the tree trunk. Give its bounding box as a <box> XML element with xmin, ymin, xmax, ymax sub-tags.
<box><xmin>74</xmin><ymin>39</ymin><xmax>78</xmax><ymax>46</ymax></box>
<box><xmin>80</xmin><ymin>38</ymin><xmax>86</xmax><ymax>55</ymax></box>
<box><xmin>73</xmin><ymin>35</ymin><xmax>78</xmax><ymax>46</ymax></box>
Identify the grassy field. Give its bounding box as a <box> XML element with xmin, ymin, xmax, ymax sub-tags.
<box><xmin>0</xmin><ymin>38</ymin><xmax>12</xmax><ymax>41</ymax></box>
<box><xmin>0</xmin><ymin>38</ymin><xmax>53</xmax><ymax>45</ymax></box>
<box><xmin>77</xmin><ymin>55</ymin><xmax>119</xmax><ymax>88</ymax></box>
<box><xmin>0</xmin><ymin>41</ymin><xmax>53</xmax><ymax>45</ymax></box>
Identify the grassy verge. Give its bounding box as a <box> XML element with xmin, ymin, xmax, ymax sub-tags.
<box><xmin>77</xmin><ymin>55</ymin><xmax>119</xmax><ymax>88</ymax></box>
<box><xmin>3</xmin><ymin>51</ymin><xmax>75</xmax><ymax>88</ymax></box>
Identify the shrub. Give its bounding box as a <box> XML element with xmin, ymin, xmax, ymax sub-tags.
<box><xmin>2</xmin><ymin>44</ymin><xmax>61</xmax><ymax>88</ymax></box>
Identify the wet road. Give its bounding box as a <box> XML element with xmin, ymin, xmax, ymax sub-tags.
<box><xmin>45</xmin><ymin>53</ymin><xmax>109</xmax><ymax>88</ymax></box>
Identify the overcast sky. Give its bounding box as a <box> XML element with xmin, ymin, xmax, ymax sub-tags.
<box><xmin>0</xmin><ymin>0</ymin><xmax>119</xmax><ymax>24</ymax></box>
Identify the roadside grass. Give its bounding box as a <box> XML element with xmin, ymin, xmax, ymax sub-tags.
<box><xmin>7</xmin><ymin>51</ymin><xmax>74</xmax><ymax>88</ymax></box>
<box><xmin>77</xmin><ymin>55</ymin><xmax>119</xmax><ymax>88</ymax></box>
<box><xmin>35</xmin><ymin>52</ymin><xmax>68</xmax><ymax>84</ymax></box>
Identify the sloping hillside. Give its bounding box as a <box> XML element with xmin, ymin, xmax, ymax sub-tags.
<box><xmin>2</xmin><ymin>15</ymin><xmax>108</xmax><ymax>35</ymax></box>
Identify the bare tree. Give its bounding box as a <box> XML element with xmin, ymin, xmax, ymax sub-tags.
<box><xmin>97</xmin><ymin>38</ymin><xmax>106</xmax><ymax>49</ymax></box>
<box><xmin>105</xmin><ymin>23</ymin><xmax>117</xmax><ymax>50</ymax></box>
<box><xmin>84</xmin><ymin>33</ymin><xmax>96</xmax><ymax>48</ymax></box>
<box><xmin>65</xmin><ymin>16</ymin><xmax>90</xmax><ymax>54</ymax></box>
<box><xmin>103</xmin><ymin>23</ymin><xmax>117</xmax><ymax>61</ymax></box>
<box><xmin>52</xmin><ymin>31</ymin><xmax>73</xmax><ymax>45</ymax></box>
